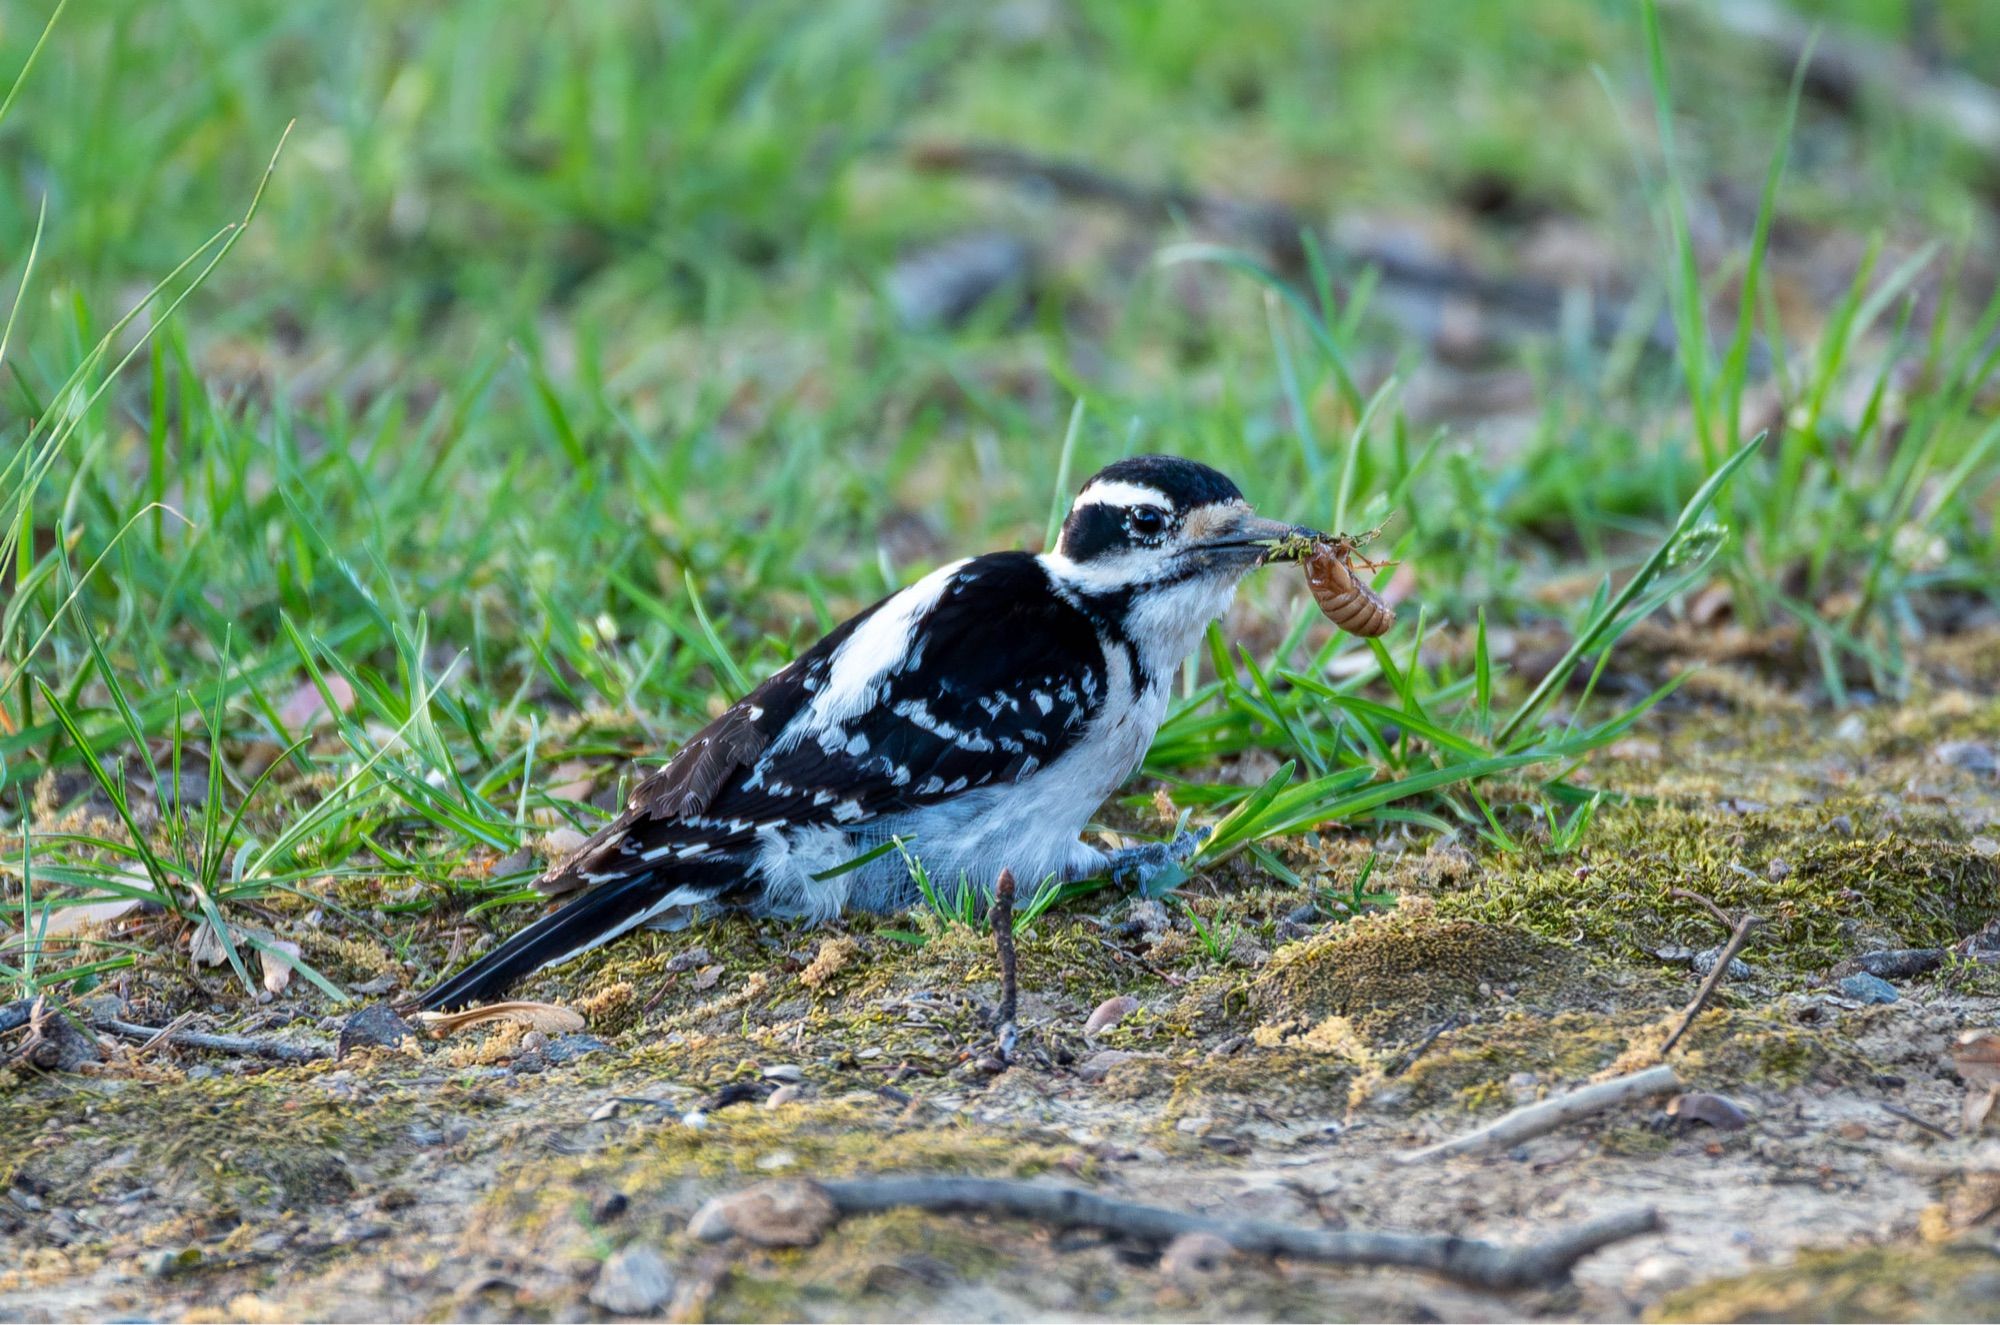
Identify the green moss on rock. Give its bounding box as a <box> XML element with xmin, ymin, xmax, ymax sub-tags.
<box><xmin>1436</xmin><ymin>806</ymin><xmax>2000</xmax><ymax>979</ymax></box>
<box><xmin>1654</xmin><ymin>1240</ymin><xmax>2000</xmax><ymax>1323</ymax></box>
<box><xmin>1239</xmin><ymin>903</ymin><xmax>1584</xmax><ymax>1039</ymax></box>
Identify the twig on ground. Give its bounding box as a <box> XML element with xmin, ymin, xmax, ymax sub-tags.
<box><xmin>1665</xmin><ymin>0</ymin><xmax>2000</xmax><ymax>164</ymax></box>
<box><xmin>1668</xmin><ymin>887</ymin><xmax>1735</xmax><ymax>933</ymax></box>
<box><xmin>1660</xmin><ymin>911</ymin><xmax>1763</xmax><ymax>1057</ymax></box>
<box><xmin>699</xmin><ymin>1175</ymin><xmax>1660</xmax><ymax>1290</ymax></box>
<box><xmin>93</xmin><ymin>1017</ymin><xmax>330</xmax><ymax>1064</ymax></box>
<box><xmin>989</xmin><ymin>868</ymin><xmax>1018</xmax><ymax>1035</ymax></box>
<box><xmin>1385</xmin><ymin>1015</ymin><xmax>1462</xmax><ymax>1078</ymax></box>
<box><xmin>908</xmin><ymin>138</ymin><xmax>1676</xmax><ymax>354</ymax></box>
<box><xmin>1882</xmin><ymin>1102</ymin><xmax>1957</xmax><ymax>1141</ymax></box>
<box><xmin>1391</xmin><ymin>1064</ymin><xmax>1683</xmax><ymax>1165</ymax></box>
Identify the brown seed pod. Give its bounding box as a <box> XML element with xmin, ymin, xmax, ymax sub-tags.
<box><xmin>1304</xmin><ymin>538</ymin><xmax>1396</xmax><ymax>637</ymax></box>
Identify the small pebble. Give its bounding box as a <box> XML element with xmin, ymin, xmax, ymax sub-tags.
<box><xmin>1077</xmin><ymin>1050</ymin><xmax>1139</xmax><ymax>1083</ymax></box>
<box><xmin>764</xmin><ymin>1084</ymin><xmax>802</xmax><ymax>1109</ymax></box>
<box><xmin>1832</xmin><ymin>714</ymin><xmax>1867</xmax><ymax>745</ymax></box>
<box><xmin>681</xmin><ymin>1111</ymin><xmax>708</xmax><ymax>1130</ymax></box>
<box><xmin>1693</xmin><ymin>945</ymin><xmax>1753</xmax><ymax>980</ymax></box>
<box><xmin>1765</xmin><ymin>857</ymin><xmax>1792</xmax><ymax>883</ymax></box>
<box><xmin>1827</xmin><ymin>814</ymin><xmax>1855</xmax><ymax>837</ymax></box>
<box><xmin>761</xmin><ymin>1063</ymin><xmax>804</xmax><ymax>1082</ymax></box>
<box><xmin>1837</xmin><ymin>973</ymin><xmax>1899</xmax><ymax>1005</ymax></box>
<box><xmin>1935</xmin><ymin>740</ymin><xmax>1999</xmax><ymax>777</ymax></box>
<box><xmin>588</xmin><ymin>1244</ymin><xmax>675</xmax><ymax>1315</ymax></box>
<box><xmin>591</xmin><ymin>1191</ymin><xmax>630</xmax><ymax>1223</ymax></box>
<box><xmin>337</xmin><ymin>1004</ymin><xmax>414</xmax><ymax>1058</ymax></box>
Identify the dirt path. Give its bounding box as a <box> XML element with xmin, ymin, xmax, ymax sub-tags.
<box><xmin>6</xmin><ymin>677</ymin><xmax>2000</xmax><ymax>1322</ymax></box>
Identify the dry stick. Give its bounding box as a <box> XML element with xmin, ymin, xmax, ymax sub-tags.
<box><xmin>809</xmin><ymin>1176</ymin><xmax>1660</xmax><ymax>1291</ymax></box>
<box><xmin>1882</xmin><ymin>1102</ymin><xmax>1956</xmax><ymax>1141</ymax></box>
<box><xmin>93</xmin><ymin>1017</ymin><xmax>330</xmax><ymax>1064</ymax></box>
<box><xmin>1390</xmin><ymin>1064</ymin><xmax>1683</xmax><ymax>1165</ymax></box>
<box><xmin>989</xmin><ymin>868</ymin><xmax>1018</xmax><ymax>1032</ymax></box>
<box><xmin>1660</xmin><ymin>912</ymin><xmax>1762</xmax><ymax>1058</ymax></box>
<box><xmin>908</xmin><ymin>139</ymin><xmax>1677</xmax><ymax>354</ymax></box>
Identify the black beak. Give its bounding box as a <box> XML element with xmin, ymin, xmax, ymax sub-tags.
<box><xmin>1197</xmin><ymin>512</ymin><xmax>1323</xmax><ymax>566</ymax></box>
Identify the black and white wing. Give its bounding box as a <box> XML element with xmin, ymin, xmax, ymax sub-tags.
<box><xmin>418</xmin><ymin>552</ymin><xmax>1106</xmax><ymax>1008</ymax></box>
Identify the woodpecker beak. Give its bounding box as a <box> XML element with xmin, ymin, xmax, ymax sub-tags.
<box><xmin>1193</xmin><ymin>510</ymin><xmax>1322</xmax><ymax>568</ymax></box>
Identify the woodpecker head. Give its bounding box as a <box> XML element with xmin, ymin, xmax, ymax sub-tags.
<box><xmin>1047</xmin><ymin>455</ymin><xmax>1311</xmax><ymax>596</ymax></box>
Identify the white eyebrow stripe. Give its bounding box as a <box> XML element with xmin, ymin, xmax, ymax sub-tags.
<box><xmin>1073</xmin><ymin>479</ymin><xmax>1171</xmax><ymax>511</ymax></box>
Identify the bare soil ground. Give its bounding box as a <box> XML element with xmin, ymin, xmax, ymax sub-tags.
<box><xmin>6</xmin><ymin>637</ymin><xmax>2000</xmax><ymax>1323</ymax></box>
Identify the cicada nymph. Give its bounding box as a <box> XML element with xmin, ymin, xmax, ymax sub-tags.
<box><xmin>1303</xmin><ymin>536</ymin><xmax>1396</xmax><ymax>637</ymax></box>
<box><xmin>1265</xmin><ymin>524</ymin><xmax>1396</xmax><ymax>638</ymax></box>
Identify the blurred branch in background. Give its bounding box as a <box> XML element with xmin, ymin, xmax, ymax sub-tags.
<box><xmin>1670</xmin><ymin>0</ymin><xmax>2000</xmax><ymax>167</ymax></box>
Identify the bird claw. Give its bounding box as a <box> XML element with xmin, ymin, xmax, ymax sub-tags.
<box><xmin>1106</xmin><ymin>826</ymin><xmax>1211</xmax><ymax>889</ymax></box>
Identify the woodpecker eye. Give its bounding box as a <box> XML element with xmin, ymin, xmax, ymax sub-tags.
<box><xmin>1127</xmin><ymin>507</ymin><xmax>1169</xmax><ymax>538</ymax></box>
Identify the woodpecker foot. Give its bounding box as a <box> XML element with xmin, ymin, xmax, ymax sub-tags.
<box><xmin>1107</xmin><ymin>826</ymin><xmax>1210</xmax><ymax>891</ymax></box>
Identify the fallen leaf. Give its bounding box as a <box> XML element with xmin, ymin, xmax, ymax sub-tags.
<box><xmin>188</xmin><ymin>921</ymin><xmax>230</xmax><ymax>967</ymax></box>
<box><xmin>546</xmin><ymin>761</ymin><xmax>598</xmax><ymax>803</ymax></box>
<box><xmin>413</xmin><ymin>1000</ymin><xmax>587</xmax><ymax>1037</ymax></box>
<box><xmin>1956</xmin><ymin>1031</ymin><xmax>2000</xmax><ymax>1085</ymax></box>
<box><xmin>539</xmin><ymin>826</ymin><xmax>589</xmax><ymax>860</ymax></box>
<box><xmin>44</xmin><ymin>896</ymin><xmax>145</xmax><ymax>937</ymax></box>
<box><xmin>687</xmin><ymin>1181</ymin><xmax>837</xmax><ymax>1247</ymax></box>
<box><xmin>42</xmin><ymin>865</ymin><xmax>157</xmax><ymax>937</ymax></box>
<box><xmin>260</xmin><ymin>940</ymin><xmax>302</xmax><ymax>996</ymax></box>
<box><xmin>1968</xmin><ymin>1084</ymin><xmax>2000</xmax><ymax>1134</ymax></box>
<box><xmin>279</xmin><ymin>674</ymin><xmax>355</xmax><ymax>731</ymax></box>
<box><xmin>1083</xmin><ymin>994</ymin><xmax>1139</xmax><ymax>1036</ymax></box>
<box><xmin>1666</xmin><ymin>1091</ymin><xmax>1749</xmax><ymax>1131</ymax></box>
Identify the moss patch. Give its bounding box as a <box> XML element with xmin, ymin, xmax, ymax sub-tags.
<box><xmin>1653</xmin><ymin>1240</ymin><xmax>2000</xmax><ymax>1323</ymax></box>
<box><xmin>1436</xmin><ymin>805</ymin><xmax>2000</xmax><ymax>979</ymax></box>
<box><xmin>1235</xmin><ymin>902</ymin><xmax>1587</xmax><ymax>1040</ymax></box>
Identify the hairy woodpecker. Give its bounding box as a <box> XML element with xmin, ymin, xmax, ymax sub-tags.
<box><xmin>419</xmin><ymin>455</ymin><xmax>1314</xmax><ymax>1010</ymax></box>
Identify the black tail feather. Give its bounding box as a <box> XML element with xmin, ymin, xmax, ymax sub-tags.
<box><xmin>416</xmin><ymin>871</ymin><xmax>674</xmax><ymax>1011</ymax></box>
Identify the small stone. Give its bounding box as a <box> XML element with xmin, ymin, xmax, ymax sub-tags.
<box><xmin>1693</xmin><ymin>946</ymin><xmax>1753</xmax><ymax>980</ymax></box>
<box><xmin>1972</xmin><ymin>836</ymin><xmax>1999</xmax><ymax>860</ymax></box>
<box><xmin>756</xmin><ymin>1149</ymin><xmax>797</xmax><ymax>1171</ymax></box>
<box><xmin>688</xmin><ymin>1181</ymin><xmax>837</xmax><ymax>1247</ymax></box>
<box><xmin>1935</xmin><ymin>741</ymin><xmax>1999</xmax><ymax>777</ymax></box>
<box><xmin>764</xmin><ymin>1084</ymin><xmax>802</xmax><ymax>1109</ymax></box>
<box><xmin>761</xmin><ymin>1063</ymin><xmax>804</xmax><ymax>1082</ymax></box>
<box><xmin>1119</xmin><ymin>899</ymin><xmax>1170</xmax><ymax>940</ymax></box>
<box><xmin>338</xmin><ymin>1004</ymin><xmax>414</xmax><ymax>1058</ymax></box>
<box><xmin>1765</xmin><ymin>857</ymin><xmax>1792</xmax><ymax>883</ymax></box>
<box><xmin>591</xmin><ymin>1191</ymin><xmax>630</xmax><ymax>1223</ymax></box>
<box><xmin>544</xmin><ymin>1033</ymin><xmax>612</xmax><ymax>1064</ymax></box>
<box><xmin>681</xmin><ymin>1111</ymin><xmax>708</xmax><ymax>1130</ymax></box>
<box><xmin>590</xmin><ymin>1101</ymin><xmax>622</xmax><ymax>1122</ymax></box>
<box><xmin>1077</xmin><ymin>1050</ymin><xmax>1138</xmax><ymax>1083</ymax></box>
<box><xmin>1159</xmin><ymin>1231</ymin><xmax>1234</xmax><ymax>1286</ymax></box>
<box><xmin>139</xmin><ymin>1248</ymin><xmax>199</xmax><ymax>1278</ymax></box>
<box><xmin>664</xmin><ymin>946</ymin><xmax>713</xmax><ymax>974</ymax></box>
<box><xmin>1837</xmin><ymin>973</ymin><xmax>1899</xmax><ymax>1005</ymax></box>
<box><xmin>1827</xmin><ymin>814</ymin><xmax>1855</xmax><ymax>837</ymax></box>
<box><xmin>1832</xmin><ymin>714</ymin><xmax>1867</xmax><ymax>745</ymax></box>
<box><xmin>588</xmin><ymin>1244</ymin><xmax>674</xmax><ymax>1315</ymax></box>
<box><xmin>1083</xmin><ymin>995</ymin><xmax>1139</xmax><ymax>1036</ymax></box>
